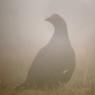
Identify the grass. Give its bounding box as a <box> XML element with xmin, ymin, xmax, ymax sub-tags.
<box><xmin>0</xmin><ymin>58</ymin><xmax>95</xmax><ymax>95</ymax></box>
<box><xmin>0</xmin><ymin>78</ymin><xmax>95</xmax><ymax>95</ymax></box>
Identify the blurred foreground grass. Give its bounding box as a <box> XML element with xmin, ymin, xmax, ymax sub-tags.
<box><xmin>0</xmin><ymin>57</ymin><xmax>95</xmax><ymax>95</ymax></box>
<box><xmin>0</xmin><ymin>77</ymin><xmax>95</xmax><ymax>95</ymax></box>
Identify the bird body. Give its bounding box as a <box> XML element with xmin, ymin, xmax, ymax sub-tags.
<box><xmin>17</xmin><ymin>14</ymin><xmax>75</xmax><ymax>90</ymax></box>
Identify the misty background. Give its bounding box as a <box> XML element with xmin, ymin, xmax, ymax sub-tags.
<box><xmin>0</xmin><ymin>0</ymin><xmax>95</xmax><ymax>86</ymax></box>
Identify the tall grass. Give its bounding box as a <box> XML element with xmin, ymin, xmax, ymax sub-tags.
<box><xmin>0</xmin><ymin>78</ymin><xmax>95</xmax><ymax>95</ymax></box>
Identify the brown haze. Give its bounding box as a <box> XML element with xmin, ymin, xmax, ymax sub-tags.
<box><xmin>0</xmin><ymin>0</ymin><xmax>95</xmax><ymax>95</ymax></box>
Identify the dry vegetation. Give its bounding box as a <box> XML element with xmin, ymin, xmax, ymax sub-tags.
<box><xmin>0</xmin><ymin>71</ymin><xmax>95</xmax><ymax>95</ymax></box>
<box><xmin>0</xmin><ymin>55</ymin><xmax>95</xmax><ymax>95</ymax></box>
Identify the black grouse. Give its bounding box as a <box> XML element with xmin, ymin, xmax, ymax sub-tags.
<box><xmin>17</xmin><ymin>14</ymin><xmax>76</xmax><ymax>90</ymax></box>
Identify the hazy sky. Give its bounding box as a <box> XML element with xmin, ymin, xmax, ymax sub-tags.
<box><xmin>0</xmin><ymin>0</ymin><xmax>95</xmax><ymax>84</ymax></box>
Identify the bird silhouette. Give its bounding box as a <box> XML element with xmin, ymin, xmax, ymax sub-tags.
<box><xmin>17</xmin><ymin>14</ymin><xmax>76</xmax><ymax>90</ymax></box>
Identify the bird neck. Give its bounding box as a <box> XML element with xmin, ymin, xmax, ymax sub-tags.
<box><xmin>53</xmin><ymin>26</ymin><xmax>69</xmax><ymax>40</ymax></box>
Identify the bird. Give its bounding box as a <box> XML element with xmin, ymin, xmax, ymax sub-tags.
<box><xmin>16</xmin><ymin>14</ymin><xmax>76</xmax><ymax>90</ymax></box>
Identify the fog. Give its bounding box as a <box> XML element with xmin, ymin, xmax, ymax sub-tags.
<box><xmin>0</xmin><ymin>0</ymin><xmax>95</xmax><ymax>85</ymax></box>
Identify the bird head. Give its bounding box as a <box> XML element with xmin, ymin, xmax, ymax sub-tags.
<box><xmin>46</xmin><ymin>14</ymin><xmax>68</xmax><ymax>37</ymax></box>
<box><xmin>46</xmin><ymin>14</ymin><xmax>60</xmax><ymax>23</ymax></box>
<box><xmin>46</xmin><ymin>14</ymin><xmax>66</xmax><ymax>27</ymax></box>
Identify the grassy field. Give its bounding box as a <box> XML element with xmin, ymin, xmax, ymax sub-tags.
<box><xmin>0</xmin><ymin>52</ymin><xmax>95</xmax><ymax>95</ymax></box>
<box><xmin>0</xmin><ymin>65</ymin><xmax>95</xmax><ymax>95</ymax></box>
<box><xmin>0</xmin><ymin>81</ymin><xmax>95</xmax><ymax>95</ymax></box>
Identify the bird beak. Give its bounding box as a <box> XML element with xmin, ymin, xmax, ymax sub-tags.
<box><xmin>45</xmin><ymin>18</ymin><xmax>49</xmax><ymax>21</ymax></box>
